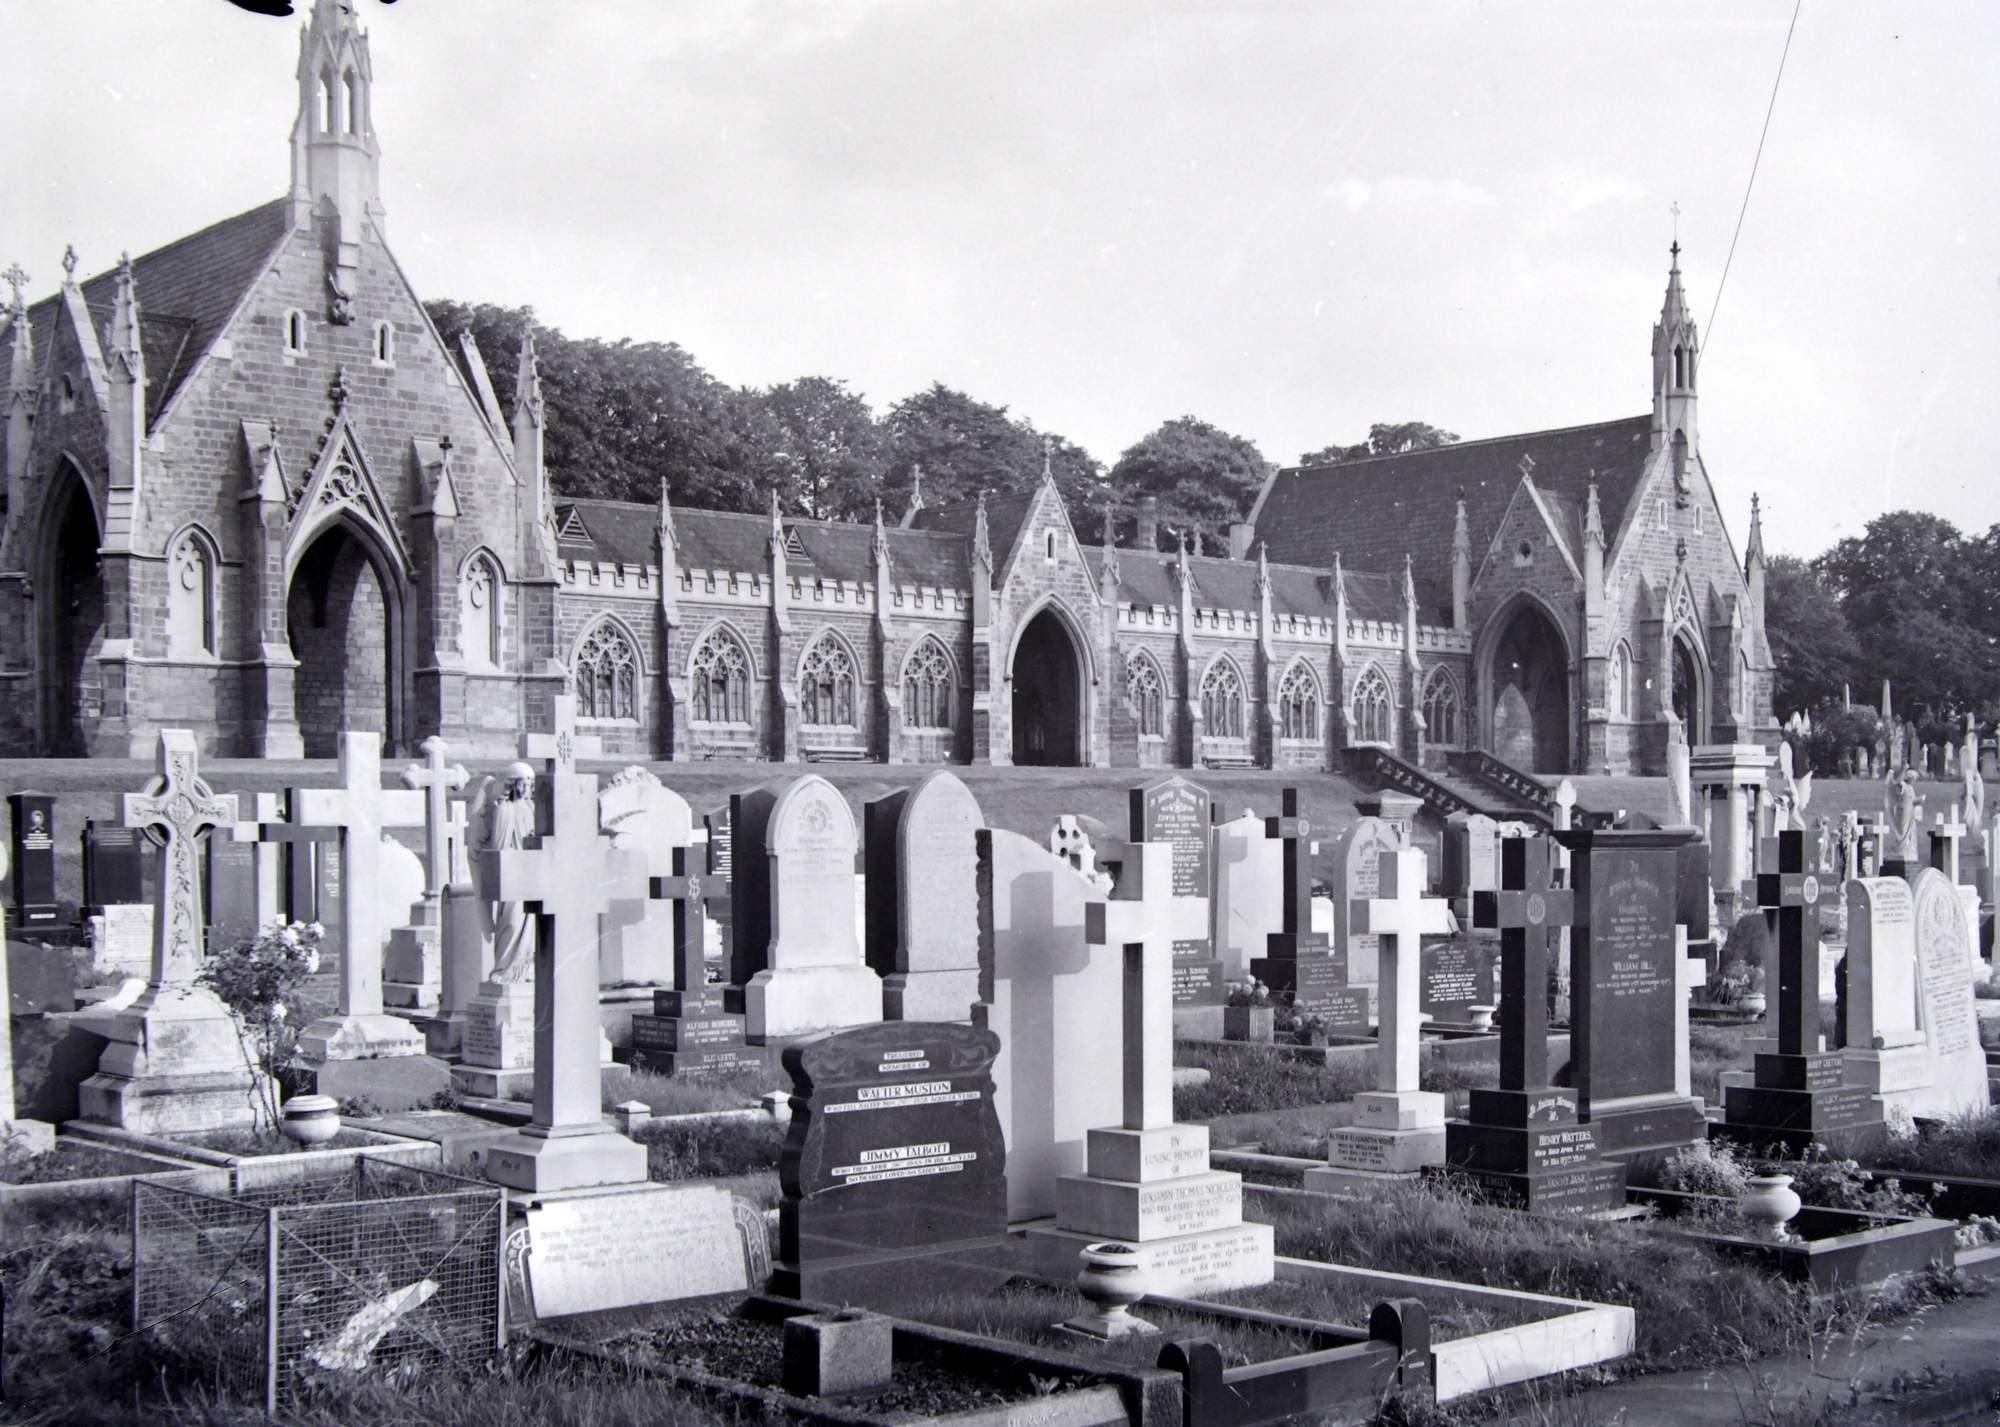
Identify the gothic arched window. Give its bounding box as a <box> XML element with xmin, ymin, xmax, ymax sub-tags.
<box><xmin>460</xmin><ymin>553</ymin><xmax>499</xmax><ymax>668</ymax></box>
<box><xmin>1353</xmin><ymin>667</ymin><xmax>1394</xmax><ymax>745</ymax></box>
<box><xmin>800</xmin><ymin>635</ymin><xmax>857</xmax><ymax>727</ymax></box>
<box><xmin>1200</xmin><ymin>659</ymin><xmax>1245</xmax><ymax>740</ymax></box>
<box><xmin>902</xmin><ymin>638</ymin><xmax>954</xmax><ymax>730</ymax></box>
<box><xmin>574</xmin><ymin>621</ymin><xmax>638</xmax><ymax>721</ymax></box>
<box><xmin>1127</xmin><ymin>652</ymin><xmax>1165</xmax><ymax>738</ymax></box>
<box><xmin>166</xmin><ymin>530</ymin><xmax>215</xmax><ymax>658</ymax></box>
<box><xmin>1421</xmin><ymin>668</ymin><xmax>1460</xmax><ymax>746</ymax></box>
<box><xmin>1277</xmin><ymin>662</ymin><xmax>1321</xmax><ymax>741</ymax></box>
<box><xmin>690</xmin><ymin>626</ymin><xmax>751</xmax><ymax>724</ymax></box>
<box><xmin>1609</xmin><ymin>643</ymin><xmax>1632</xmax><ymax>719</ymax></box>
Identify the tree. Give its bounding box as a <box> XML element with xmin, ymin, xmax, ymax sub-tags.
<box><xmin>764</xmin><ymin>376</ymin><xmax>884</xmax><ymax>521</ymax></box>
<box><xmin>1299</xmin><ymin>420</ymin><xmax>1459</xmax><ymax>466</ymax></box>
<box><xmin>1762</xmin><ymin>555</ymin><xmax>1861</xmax><ymax>714</ymax></box>
<box><xmin>1110</xmin><ymin>417</ymin><xmax>1268</xmax><ymax>553</ymax></box>
<box><xmin>881</xmin><ymin>383</ymin><xmax>1108</xmax><ymax>527</ymax></box>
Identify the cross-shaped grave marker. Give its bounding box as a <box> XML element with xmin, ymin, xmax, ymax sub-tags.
<box><xmin>1085</xmin><ymin>838</ymin><xmax>1179</xmax><ymax>1132</ymax></box>
<box><xmin>479</xmin><ymin>734</ymin><xmax>650</xmax><ymax>1192</ymax></box>
<box><xmin>284</xmin><ymin>734</ymin><xmax>426</xmax><ymax>1053</ymax></box>
<box><xmin>1755</xmin><ymin>828</ymin><xmax>1832</xmax><ymax>1058</ymax></box>
<box><xmin>123</xmin><ymin>729</ymin><xmax>238</xmax><ymax>986</ymax></box>
<box><xmin>402</xmin><ymin>735</ymin><xmax>469</xmax><ymax>901</ymax></box>
<box><xmin>652</xmin><ymin>842</ymin><xmax>731</xmax><ymax>1005</ymax></box>
<box><xmin>226</xmin><ymin>791</ymin><xmax>287</xmax><ymax>938</ymax></box>
<box><xmin>525</xmin><ymin>693</ymin><xmax>602</xmax><ymax>777</ymax></box>
<box><xmin>1929</xmin><ymin>805</ymin><xmax>1968</xmax><ymax>885</ymax></box>
<box><xmin>1474</xmin><ymin>835</ymin><xmax>1575</xmax><ymax>1096</ymax></box>
<box><xmin>1265</xmin><ymin>787</ymin><xmax>1321</xmax><ymax>956</ymax></box>
<box><xmin>1352</xmin><ymin>847</ymin><xmax>1453</xmax><ymax>1104</ymax></box>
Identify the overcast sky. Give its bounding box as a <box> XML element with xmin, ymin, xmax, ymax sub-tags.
<box><xmin>5</xmin><ymin>1</ymin><xmax>1994</xmax><ymax>558</ymax></box>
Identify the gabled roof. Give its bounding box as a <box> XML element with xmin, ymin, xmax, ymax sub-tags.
<box><xmin>557</xmin><ymin>499</ymin><xmax>971</xmax><ymax>588</ymax></box>
<box><xmin>1252</xmin><ymin>416</ymin><xmax>1654</xmax><ymax>588</ymax></box>
<box><xmin>3</xmin><ymin>200</ymin><xmax>293</xmax><ymax>429</ymax></box>
<box><xmin>911</xmin><ymin>489</ymin><xmax>1037</xmax><ymax>578</ymax></box>
<box><xmin>1084</xmin><ymin>546</ymin><xmax>1408</xmax><ymax>624</ymax></box>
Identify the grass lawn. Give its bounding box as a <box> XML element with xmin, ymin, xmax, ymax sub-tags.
<box><xmin>0</xmin><ymin>1138</ymin><xmax>166</xmax><ymax>1184</ymax></box>
<box><xmin>600</xmin><ymin>1064</ymin><xmax>788</xmax><ymax>1117</ymax></box>
<box><xmin>1174</xmin><ymin>1038</ymin><xmax>1498</xmax><ymax>1123</ymax></box>
<box><xmin>1867</xmin><ymin>1111</ymin><xmax>2000</xmax><ymax>1182</ymax></box>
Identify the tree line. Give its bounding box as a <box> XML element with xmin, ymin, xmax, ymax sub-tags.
<box><xmin>1765</xmin><ymin>510</ymin><xmax>2000</xmax><ymax>765</ymax></box>
<box><xmin>426</xmin><ymin>300</ymin><xmax>1455</xmax><ymax>554</ymax></box>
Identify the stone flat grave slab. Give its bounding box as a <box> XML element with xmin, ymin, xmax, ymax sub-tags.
<box><xmin>524</xmin><ymin>1183</ymin><xmax>763</xmax><ymax>1319</ymax></box>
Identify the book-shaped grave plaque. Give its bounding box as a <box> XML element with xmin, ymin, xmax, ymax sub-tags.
<box><xmin>773</xmin><ymin>1020</ymin><xmax>1009</xmax><ymax>1304</ymax></box>
<box><xmin>512</xmin><ymin>1184</ymin><xmax>770</xmax><ymax>1323</ymax></box>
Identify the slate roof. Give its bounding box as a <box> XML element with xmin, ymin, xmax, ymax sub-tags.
<box><xmin>1083</xmin><ymin>547</ymin><xmax>1407</xmax><ymax>625</ymax></box>
<box><xmin>911</xmin><ymin>489</ymin><xmax>1038</xmax><ymax>580</ymax></box>
<box><xmin>1252</xmin><ymin>416</ymin><xmax>1656</xmax><ymax>586</ymax></box>
<box><xmin>3</xmin><ymin>200</ymin><xmax>292</xmax><ymax>429</ymax></box>
<box><xmin>558</xmin><ymin>500</ymin><xmax>971</xmax><ymax>588</ymax></box>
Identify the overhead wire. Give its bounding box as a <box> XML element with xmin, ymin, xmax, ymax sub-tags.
<box><xmin>1704</xmin><ymin>0</ymin><xmax>1805</xmax><ymax>346</ymax></box>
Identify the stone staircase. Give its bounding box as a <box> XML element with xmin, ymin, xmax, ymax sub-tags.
<box><xmin>1344</xmin><ymin>746</ymin><xmax>1557</xmax><ymax>829</ymax></box>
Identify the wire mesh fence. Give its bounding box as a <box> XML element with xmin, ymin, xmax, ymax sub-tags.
<box><xmin>133</xmin><ymin>1158</ymin><xmax>504</xmax><ymax>1413</ymax></box>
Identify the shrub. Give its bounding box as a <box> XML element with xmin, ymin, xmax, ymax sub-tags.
<box><xmin>196</xmin><ymin>920</ymin><xmax>326</xmax><ymax>1129</ymax></box>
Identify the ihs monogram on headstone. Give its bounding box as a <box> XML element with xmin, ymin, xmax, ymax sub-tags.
<box><xmin>772</xmin><ymin>1021</ymin><xmax>1009</xmax><ymax>1304</ymax></box>
<box><xmin>1554</xmin><ymin>826</ymin><xmax>1709</xmax><ymax>1160</ymax></box>
<box><xmin>865</xmin><ymin>771</ymin><xmax>987</xmax><ymax>1022</ymax></box>
<box><xmin>78</xmin><ymin>731</ymin><xmax>263</xmax><ymax>1133</ymax></box>
<box><xmin>1132</xmin><ymin>776</ymin><xmax>1222</xmax><ymax>1036</ymax></box>
<box><xmin>1027</xmin><ymin>834</ymin><xmax>1276</xmax><ymax>1296</ymax></box>
<box><xmin>1442</xmin><ymin>835</ymin><xmax>1624</xmax><ymax>1212</ymax></box>
<box><xmin>1249</xmin><ymin>789</ymin><xmax>1369</xmax><ymax>1028</ymax></box>
<box><xmin>1722</xmin><ymin>830</ymin><xmax>1888</xmax><ymax>1156</ymax></box>
<box><xmin>6</xmin><ymin>793</ymin><xmax>60</xmax><ymax>929</ymax></box>
<box><xmin>628</xmin><ymin>844</ymin><xmax>759</xmax><ymax>1077</ymax></box>
<box><xmin>481</xmin><ymin>695</ymin><xmax>651</xmax><ymax>1194</ymax></box>
<box><xmin>1308</xmin><ymin>847</ymin><xmax>1456</xmax><ymax>1192</ymax></box>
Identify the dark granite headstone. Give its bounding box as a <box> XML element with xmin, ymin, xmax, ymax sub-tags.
<box><xmin>1676</xmin><ymin>838</ymin><xmax>1713</xmax><ymax>946</ymax></box>
<box><xmin>1250</xmin><ymin>789</ymin><xmax>1358</xmax><ymax>1020</ymax></box>
<box><xmin>206</xmin><ymin>835</ymin><xmax>261</xmax><ymax>951</ymax></box>
<box><xmin>773</xmin><ymin>1020</ymin><xmax>1008</xmax><ymax>1302</ymax></box>
<box><xmin>1557</xmin><ymin>826</ymin><xmax>1707</xmax><ymax>1158</ymax></box>
<box><xmin>1133</xmin><ymin>777</ymin><xmax>1222</xmax><ymax>1013</ymax></box>
<box><xmin>726</xmin><ymin>788</ymin><xmax>778</xmax><ymax>989</ymax></box>
<box><xmin>629</xmin><ymin>845</ymin><xmax>761</xmax><ymax>1077</ymax></box>
<box><xmin>81</xmin><ymin>821</ymin><xmax>146</xmax><ymax>909</ymax></box>
<box><xmin>1420</xmin><ymin>939</ymin><xmax>1496</xmax><ymax>1024</ymax></box>
<box><xmin>6</xmin><ymin>792</ymin><xmax>61</xmax><ymax>929</ymax></box>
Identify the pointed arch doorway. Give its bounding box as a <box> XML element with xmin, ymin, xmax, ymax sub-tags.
<box><xmin>1671</xmin><ymin>635</ymin><xmax>1706</xmax><ymax>742</ymax></box>
<box><xmin>1485</xmin><ymin>599</ymin><xmax>1571</xmax><ymax>774</ymax></box>
<box><xmin>36</xmin><ymin>466</ymin><xmax>104</xmax><ymax>754</ymax></box>
<box><xmin>1010</xmin><ymin>607</ymin><xmax>1085</xmax><ymax>766</ymax></box>
<box><xmin>285</xmin><ymin>521</ymin><xmax>400</xmax><ymax>757</ymax></box>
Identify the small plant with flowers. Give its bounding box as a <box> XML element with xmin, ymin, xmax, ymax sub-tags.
<box><xmin>197</xmin><ymin>919</ymin><xmax>324</xmax><ymax>1130</ymax></box>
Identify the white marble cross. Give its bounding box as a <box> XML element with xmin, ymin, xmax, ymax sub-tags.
<box><xmin>123</xmin><ymin>730</ymin><xmax>238</xmax><ymax>986</ymax></box>
<box><xmin>1353</xmin><ymin>847</ymin><xmax>1452</xmax><ymax>1096</ymax></box>
<box><xmin>290</xmin><ymin>733</ymin><xmax>425</xmax><ymax>1019</ymax></box>
<box><xmin>525</xmin><ymin>693</ymin><xmax>602</xmax><ymax>776</ymax></box>
<box><xmin>227</xmin><ymin>791</ymin><xmax>287</xmax><ymax>935</ymax></box>
<box><xmin>1931</xmin><ymin>806</ymin><xmax>1967</xmax><ymax>884</ymax></box>
<box><xmin>402</xmin><ymin>735</ymin><xmax>469</xmax><ymax>899</ymax></box>
<box><xmin>1085</xmin><ymin>839</ymin><xmax>1176</xmax><ymax>1132</ymax></box>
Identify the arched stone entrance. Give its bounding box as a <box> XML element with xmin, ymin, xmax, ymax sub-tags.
<box><xmin>286</xmin><ymin>522</ymin><xmax>397</xmax><ymax>757</ymax></box>
<box><xmin>1486</xmin><ymin>600</ymin><xmax>1570</xmax><ymax>774</ymax></box>
<box><xmin>36</xmin><ymin>469</ymin><xmax>103</xmax><ymax>755</ymax></box>
<box><xmin>1010</xmin><ymin>607</ymin><xmax>1084</xmax><ymax>766</ymax></box>
<box><xmin>1671</xmin><ymin>635</ymin><xmax>1705</xmax><ymax>741</ymax></box>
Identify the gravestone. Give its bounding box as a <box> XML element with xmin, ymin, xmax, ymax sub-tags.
<box><xmin>85</xmin><ymin>905</ymin><xmax>153</xmax><ymax>981</ymax></box>
<box><xmin>741</xmin><ymin>775</ymin><xmax>882</xmax><ymax>1041</ymax></box>
<box><xmin>6</xmin><ymin>793</ymin><xmax>60</xmax><ymax>930</ymax></box>
<box><xmin>1842</xmin><ymin>877</ymin><xmax>1933</xmax><ymax>1111</ymax></box>
<box><xmin>1028</xmin><ymin>829</ymin><xmax>1276</xmax><ymax>1297</ymax></box>
<box><xmin>0</xmin><ymin>839</ymin><xmax>56</xmax><ymax>1153</ymax></box>
<box><xmin>628</xmin><ymin>843</ymin><xmax>758</xmax><ymax>1077</ymax></box>
<box><xmin>1250</xmin><ymin>789</ymin><xmax>1370</xmax><ymax>1028</ymax></box>
<box><xmin>724</xmin><ymin>790</ymin><xmax>777</xmax><ymax>992</ymax></box>
<box><xmin>1309</xmin><ymin>848</ymin><xmax>1454</xmax><ymax>1191</ymax></box>
<box><xmin>865</xmin><ymin>772</ymin><xmax>986</xmax><ymax>1022</ymax></box>
<box><xmin>1210</xmin><ymin>811</ymin><xmax>1281</xmax><ymax>984</ymax></box>
<box><xmin>387</xmin><ymin>739</ymin><xmax>468</xmax><ymax>1023</ymax></box>
<box><xmin>1332</xmin><ymin>815</ymin><xmax>1403</xmax><ymax>991</ymax></box>
<box><xmin>1133</xmin><ymin>777</ymin><xmax>1221</xmax><ymax>1037</ymax></box>
<box><xmin>772</xmin><ymin>1021</ymin><xmax>1008</xmax><ymax>1303</ymax></box>
<box><xmin>81</xmin><ymin>820</ymin><xmax>146</xmax><ymax>911</ymax></box>
<box><xmin>1443</xmin><ymin>812</ymin><xmax>1501</xmax><ymax>920</ymax></box>
<box><xmin>519</xmin><ymin>1183</ymin><xmax>769</xmax><ymax>1320</ymax></box>
<box><xmin>1443</xmin><ymin>834</ymin><xmax>1623</xmax><ymax>1211</ymax></box>
<box><xmin>1903</xmin><ymin>870</ymin><xmax>1986</xmax><ymax>1120</ymax></box>
<box><xmin>1721</xmin><ymin>830</ymin><xmax>1887</xmax><ymax>1157</ymax></box>
<box><xmin>1556</xmin><ymin>826</ymin><xmax>1709</xmax><ymax>1159</ymax></box>
<box><xmin>598</xmin><ymin>768</ymin><xmax>693</xmax><ymax>987</ymax></box>
<box><xmin>77</xmin><ymin>731</ymin><xmax>262</xmax><ymax>1133</ymax></box>
<box><xmin>1419</xmin><ymin>939</ymin><xmax>1497</xmax><ymax>1025</ymax></box>
<box><xmin>1677</xmin><ymin>837</ymin><xmax>1717</xmax><ymax>971</ymax></box>
<box><xmin>973</xmin><ymin>827</ymin><xmax>1122</xmax><ymax>1222</ymax></box>
<box><xmin>479</xmin><ymin>697</ymin><xmax>651</xmax><ymax>1194</ymax></box>
<box><xmin>205</xmin><ymin>834</ymin><xmax>261</xmax><ymax>953</ymax></box>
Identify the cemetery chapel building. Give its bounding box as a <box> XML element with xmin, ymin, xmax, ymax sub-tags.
<box><xmin>0</xmin><ymin>1</ymin><xmax>1776</xmax><ymax>776</ymax></box>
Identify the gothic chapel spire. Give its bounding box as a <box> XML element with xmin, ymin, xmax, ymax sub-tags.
<box><xmin>1651</xmin><ymin>240</ymin><xmax>1699</xmax><ymax>464</ymax></box>
<box><xmin>290</xmin><ymin>0</ymin><xmax>384</xmax><ymax>258</ymax></box>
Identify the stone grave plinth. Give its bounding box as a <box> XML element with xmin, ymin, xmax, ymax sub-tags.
<box><xmin>628</xmin><ymin>845</ymin><xmax>762</xmax><ymax>1077</ymax></box>
<box><xmin>1308</xmin><ymin>847</ymin><xmax>1452</xmax><ymax>1192</ymax></box>
<box><xmin>1721</xmin><ymin>830</ymin><xmax>1888</xmax><ymax>1158</ymax></box>
<box><xmin>453</xmin><ymin>979</ymin><xmax>538</xmax><ymax>1099</ymax></box>
<box><xmin>1250</xmin><ymin>789</ymin><xmax>1373</xmax><ymax>1031</ymax></box>
<box><xmin>772</xmin><ymin>1021</ymin><xmax>1010</xmax><ymax>1304</ymax></box>
<box><xmin>1441</xmin><ymin>835</ymin><xmax>1625</xmax><ymax>1213</ymax></box>
<box><xmin>1028</xmin><ymin>839</ymin><xmax>1274</xmax><ymax>1295</ymax></box>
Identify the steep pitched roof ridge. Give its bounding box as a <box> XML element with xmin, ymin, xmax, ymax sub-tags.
<box><xmin>1253</xmin><ymin>414</ymin><xmax>1653</xmax><ymax>586</ymax></box>
<box><xmin>560</xmin><ymin>499</ymin><xmax>970</xmax><ymax>588</ymax></box>
<box><xmin>1086</xmin><ymin>543</ymin><xmax>1411</xmax><ymax>625</ymax></box>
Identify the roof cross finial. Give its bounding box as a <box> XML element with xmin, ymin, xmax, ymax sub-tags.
<box><xmin>1042</xmin><ymin>433</ymin><xmax>1054</xmax><ymax>480</ymax></box>
<box><xmin>61</xmin><ymin>245</ymin><xmax>78</xmax><ymax>282</ymax></box>
<box><xmin>1517</xmin><ymin>453</ymin><xmax>1536</xmax><ymax>480</ymax></box>
<box><xmin>2</xmin><ymin>263</ymin><xmax>27</xmax><ymax>313</ymax></box>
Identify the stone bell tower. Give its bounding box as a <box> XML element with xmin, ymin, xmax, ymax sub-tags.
<box><xmin>289</xmin><ymin>0</ymin><xmax>384</xmax><ymax>306</ymax></box>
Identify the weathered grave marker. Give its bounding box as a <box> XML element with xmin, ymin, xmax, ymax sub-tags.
<box><xmin>1333</xmin><ymin>814</ymin><xmax>1403</xmax><ymax>993</ymax></box>
<box><xmin>629</xmin><ymin>843</ymin><xmax>760</xmax><ymax>1076</ymax></box>
<box><xmin>865</xmin><ymin>771</ymin><xmax>986</xmax><ymax>1022</ymax></box>
<box><xmin>521</xmin><ymin>1183</ymin><xmax>768</xmax><ymax>1319</ymax></box>
<box><xmin>1251</xmin><ymin>789</ymin><xmax>1369</xmax><ymax>1028</ymax></box>
<box><xmin>1133</xmin><ymin>776</ymin><xmax>1222</xmax><ymax>1036</ymax></box>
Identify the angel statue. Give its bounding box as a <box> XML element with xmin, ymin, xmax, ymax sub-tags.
<box><xmin>1885</xmin><ymin>768</ymin><xmax>1921</xmax><ymax>865</ymax></box>
<box><xmin>1963</xmin><ymin>724</ymin><xmax>1985</xmax><ymax>830</ymax></box>
<box><xmin>470</xmin><ymin>761</ymin><xmax>540</xmax><ymax>982</ymax></box>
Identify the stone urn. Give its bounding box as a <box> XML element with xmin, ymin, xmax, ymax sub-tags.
<box><xmin>1739</xmin><ymin>1173</ymin><xmax>1802</xmax><ymax>1242</ymax></box>
<box><xmin>280</xmin><ymin>1094</ymin><xmax>342</xmax><ymax>1146</ymax></box>
<box><xmin>1063</xmin><ymin>1242</ymin><xmax>1157</xmax><ymax>1340</ymax></box>
<box><xmin>1740</xmin><ymin>990</ymin><xmax>1768</xmax><ymax>1016</ymax></box>
<box><xmin>1467</xmin><ymin>1004</ymin><xmax>1497</xmax><ymax>1033</ymax></box>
